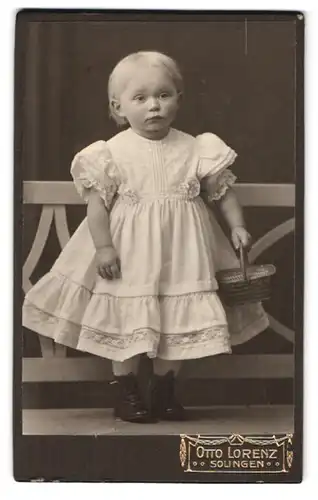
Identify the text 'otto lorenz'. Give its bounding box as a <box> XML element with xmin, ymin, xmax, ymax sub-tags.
<box><xmin>179</xmin><ymin>434</ymin><xmax>293</xmax><ymax>473</ymax></box>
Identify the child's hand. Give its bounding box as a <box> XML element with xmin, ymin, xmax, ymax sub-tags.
<box><xmin>95</xmin><ymin>245</ymin><xmax>121</xmax><ymax>280</ymax></box>
<box><xmin>231</xmin><ymin>226</ymin><xmax>252</xmax><ymax>250</ymax></box>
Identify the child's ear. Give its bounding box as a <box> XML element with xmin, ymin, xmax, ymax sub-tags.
<box><xmin>111</xmin><ymin>99</ymin><xmax>125</xmax><ymax>118</ymax></box>
<box><xmin>177</xmin><ymin>92</ymin><xmax>183</xmax><ymax>104</ymax></box>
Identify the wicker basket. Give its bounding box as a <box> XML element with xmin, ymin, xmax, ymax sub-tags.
<box><xmin>216</xmin><ymin>245</ymin><xmax>276</xmax><ymax>306</ymax></box>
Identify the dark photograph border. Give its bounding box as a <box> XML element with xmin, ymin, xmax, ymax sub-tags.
<box><xmin>14</xmin><ymin>9</ymin><xmax>304</xmax><ymax>483</ymax></box>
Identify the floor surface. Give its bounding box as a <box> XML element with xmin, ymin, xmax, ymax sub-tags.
<box><xmin>23</xmin><ymin>405</ymin><xmax>294</xmax><ymax>435</ymax></box>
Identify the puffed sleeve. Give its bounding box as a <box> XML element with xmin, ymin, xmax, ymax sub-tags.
<box><xmin>70</xmin><ymin>140</ymin><xmax>120</xmax><ymax>209</ymax></box>
<box><xmin>196</xmin><ymin>133</ymin><xmax>238</xmax><ymax>201</ymax></box>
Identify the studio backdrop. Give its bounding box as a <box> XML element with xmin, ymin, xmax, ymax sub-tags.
<box><xmin>19</xmin><ymin>16</ymin><xmax>295</xmax><ymax>409</ymax></box>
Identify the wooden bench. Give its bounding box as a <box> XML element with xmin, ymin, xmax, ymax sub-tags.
<box><xmin>22</xmin><ymin>182</ymin><xmax>295</xmax><ymax>392</ymax></box>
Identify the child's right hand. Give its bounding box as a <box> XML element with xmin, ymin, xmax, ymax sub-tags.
<box><xmin>95</xmin><ymin>245</ymin><xmax>121</xmax><ymax>280</ymax></box>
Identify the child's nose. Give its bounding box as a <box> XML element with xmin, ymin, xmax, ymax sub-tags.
<box><xmin>148</xmin><ymin>98</ymin><xmax>160</xmax><ymax>111</ymax></box>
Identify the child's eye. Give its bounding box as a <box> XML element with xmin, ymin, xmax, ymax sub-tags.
<box><xmin>134</xmin><ymin>95</ymin><xmax>145</xmax><ymax>102</ymax></box>
<box><xmin>159</xmin><ymin>92</ymin><xmax>170</xmax><ymax>99</ymax></box>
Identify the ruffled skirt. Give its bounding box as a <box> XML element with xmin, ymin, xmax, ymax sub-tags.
<box><xmin>23</xmin><ymin>199</ymin><xmax>269</xmax><ymax>361</ymax></box>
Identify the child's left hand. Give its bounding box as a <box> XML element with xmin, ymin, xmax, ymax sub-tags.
<box><xmin>231</xmin><ymin>226</ymin><xmax>252</xmax><ymax>250</ymax></box>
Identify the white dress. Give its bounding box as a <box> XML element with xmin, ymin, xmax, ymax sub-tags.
<box><xmin>23</xmin><ymin>128</ymin><xmax>269</xmax><ymax>361</ymax></box>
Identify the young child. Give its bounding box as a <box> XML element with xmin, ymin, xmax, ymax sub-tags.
<box><xmin>23</xmin><ymin>51</ymin><xmax>269</xmax><ymax>423</ymax></box>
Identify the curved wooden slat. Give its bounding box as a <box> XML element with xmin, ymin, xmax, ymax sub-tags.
<box><xmin>53</xmin><ymin>343</ymin><xmax>67</xmax><ymax>358</ymax></box>
<box><xmin>267</xmin><ymin>315</ymin><xmax>295</xmax><ymax>344</ymax></box>
<box><xmin>22</xmin><ymin>205</ymin><xmax>56</xmax><ymax>357</ymax></box>
<box><xmin>22</xmin><ymin>205</ymin><xmax>54</xmax><ymax>293</ymax></box>
<box><xmin>54</xmin><ymin>205</ymin><xmax>71</xmax><ymax>249</ymax></box>
<box><xmin>248</xmin><ymin>218</ymin><xmax>295</xmax><ymax>262</ymax></box>
<box><xmin>248</xmin><ymin>218</ymin><xmax>295</xmax><ymax>344</ymax></box>
<box><xmin>38</xmin><ymin>208</ymin><xmax>70</xmax><ymax>358</ymax></box>
<box><xmin>38</xmin><ymin>337</ymin><xmax>56</xmax><ymax>358</ymax></box>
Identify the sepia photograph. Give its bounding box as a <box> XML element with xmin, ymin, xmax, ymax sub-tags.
<box><xmin>14</xmin><ymin>10</ymin><xmax>303</xmax><ymax>482</ymax></box>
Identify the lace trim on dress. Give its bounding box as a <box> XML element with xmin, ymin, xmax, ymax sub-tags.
<box><xmin>80</xmin><ymin>325</ymin><xmax>229</xmax><ymax>349</ymax></box>
<box><xmin>76</xmin><ymin>168</ymin><xmax>118</xmax><ymax>209</ymax></box>
<box><xmin>117</xmin><ymin>177</ymin><xmax>201</xmax><ymax>204</ymax></box>
<box><xmin>207</xmin><ymin>169</ymin><xmax>237</xmax><ymax>201</ymax></box>
<box><xmin>81</xmin><ymin>327</ymin><xmax>160</xmax><ymax>349</ymax></box>
<box><xmin>23</xmin><ymin>300</ymin><xmax>229</xmax><ymax>350</ymax></box>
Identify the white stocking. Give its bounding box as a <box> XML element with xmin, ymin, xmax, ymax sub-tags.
<box><xmin>112</xmin><ymin>355</ymin><xmax>141</xmax><ymax>376</ymax></box>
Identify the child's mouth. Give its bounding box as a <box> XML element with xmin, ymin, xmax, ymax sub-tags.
<box><xmin>146</xmin><ymin>116</ymin><xmax>163</xmax><ymax>122</ymax></box>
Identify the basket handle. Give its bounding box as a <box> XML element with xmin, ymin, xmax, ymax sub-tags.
<box><xmin>239</xmin><ymin>244</ymin><xmax>249</xmax><ymax>282</ymax></box>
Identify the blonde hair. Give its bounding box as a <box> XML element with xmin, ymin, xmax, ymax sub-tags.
<box><xmin>108</xmin><ymin>51</ymin><xmax>183</xmax><ymax>126</ymax></box>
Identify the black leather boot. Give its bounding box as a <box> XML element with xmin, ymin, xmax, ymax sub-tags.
<box><xmin>149</xmin><ymin>370</ymin><xmax>186</xmax><ymax>421</ymax></box>
<box><xmin>112</xmin><ymin>373</ymin><xmax>156</xmax><ymax>423</ymax></box>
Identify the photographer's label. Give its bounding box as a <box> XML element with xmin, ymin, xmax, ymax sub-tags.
<box><xmin>179</xmin><ymin>434</ymin><xmax>293</xmax><ymax>473</ymax></box>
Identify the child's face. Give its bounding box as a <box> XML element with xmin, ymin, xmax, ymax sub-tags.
<box><xmin>113</xmin><ymin>65</ymin><xmax>180</xmax><ymax>139</ymax></box>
